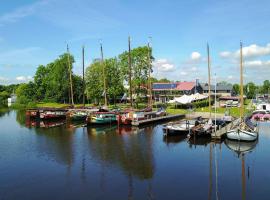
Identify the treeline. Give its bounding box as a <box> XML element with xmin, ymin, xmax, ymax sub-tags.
<box><xmin>15</xmin><ymin>53</ymin><xmax>83</xmax><ymax>105</ymax></box>
<box><xmin>86</xmin><ymin>46</ymin><xmax>153</xmax><ymax>105</ymax></box>
<box><xmin>232</xmin><ymin>80</ymin><xmax>270</xmax><ymax>99</ymax></box>
<box><xmin>11</xmin><ymin>45</ymin><xmax>154</xmax><ymax>106</ymax></box>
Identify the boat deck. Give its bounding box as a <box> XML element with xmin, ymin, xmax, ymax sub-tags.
<box><xmin>211</xmin><ymin>118</ymin><xmax>240</xmax><ymax>139</ymax></box>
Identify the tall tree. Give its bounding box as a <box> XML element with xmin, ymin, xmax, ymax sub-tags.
<box><xmin>118</xmin><ymin>46</ymin><xmax>154</xmax><ymax>99</ymax></box>
<box><xmin>244</xmin><ymin>82</ymin><xmax>256</xmax><ymax>99</ymax></box>
<box><xmin>232</xmin><ymin>83</ymin><xmax>240</xmax><ymax>96</ymax></box>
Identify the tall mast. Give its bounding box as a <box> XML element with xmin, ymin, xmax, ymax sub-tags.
<box><xmin>241</xmin><ymin>154</ymin><xmax>246</xmax><ymax>200</ymax></box>
<box><xmin>147</xmin><ymin>40</ymin><xmax>152</xmax><ymax>108</ymax></box>
<box><xmin>100</xmin><ymin>42</ymin><xmax>108</xmax><ymax>107</ymax></box>
<box><xmin>82</xmin><ymin>45</ymin><xmax>85</xmax><ymax>107</ymax></box>
<box><xmin>240</xmin><ymin>42</ymin><xmax>244</xmax><ymax>120</ymax></box>
<box><xmin>207</xmin><ymin>43</ymin><xmax>211</xmax><ymax>118</ymax></box>
<box><xmin>67</xmin><ymin>44</ymin><xmax>74</xmax><ymax>106</ymax></box>
<box><xmin>128</xmin><ymin>36</ymin><xmax>133</xmax><ymax>108</ymax></box>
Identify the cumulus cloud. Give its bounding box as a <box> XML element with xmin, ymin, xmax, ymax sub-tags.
<box><xmin>16</xmin><ymin>76</ymin><xmax>33</xmax><ymax>82</ymax></box>
<box><xmin>191</xmin><ymin>52</ymin><xmax>201</xmax><ymax>60</ymax></box>
<box><xmin>153</xmin><ymin>59</ymin><xmax>175</xmax><ymax>72</ymax></box>
<box><xmin>220</xmin><ymin>43</ymin><xmax>270</xmax><ymax>59</ymax></box>
<box><xmin>245</xmin><ymin>60</ymin><xmax>270</xmax><ymax>68</ymax></box>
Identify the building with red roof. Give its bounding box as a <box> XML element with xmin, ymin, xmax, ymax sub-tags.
<box><xmin>152</xmin><ymin>81</ymin><xmax>203</xmax><ymax>103</ymax></box>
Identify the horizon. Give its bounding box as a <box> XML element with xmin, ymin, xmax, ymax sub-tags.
<box><xmin>1</xmin><ymin>0</ymin><xmax>270</xmax><ymax>85</ymax></box>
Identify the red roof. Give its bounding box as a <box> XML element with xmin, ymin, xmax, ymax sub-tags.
<box><xmin>176</xmin><ymin>82</ymin><xmax>195</xmax><ymax>91</ymax></box>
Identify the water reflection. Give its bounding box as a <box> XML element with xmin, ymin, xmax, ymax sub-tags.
<box><xmin>86</xmin><ymin>125</ymin><xmax>155</xmax><ymax>180</ymax></box>
<box><xmin>2</xmin><ymin>109</ymin><xmax>270</xmax><ymax>199</ymax></box>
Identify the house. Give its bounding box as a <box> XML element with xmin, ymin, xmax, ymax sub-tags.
<box><xmin>201</xmin><ymin>83</ymin><xmax>232</xmax><ymax>97</ymax></box>
<box><xmin>152</xmin><ymin>81</ymin><xmax>203</xmax><ymax>103</ymax></box>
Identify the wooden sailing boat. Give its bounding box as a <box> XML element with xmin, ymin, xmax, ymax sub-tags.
<box><xmin>189</xmin><ymin>44</ymin><xmax>213</xmax><ymax>137</ymax></box>
<box><xmin>226</xmin><ymin>42</ymin><xmax>258</xmax><ymax>141</ymax></box>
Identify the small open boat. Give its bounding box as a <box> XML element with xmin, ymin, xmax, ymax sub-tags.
<box><xmin>163</xmin><ymin>120</ymin><xmax>198</xmax><ymax>136</ymax></box>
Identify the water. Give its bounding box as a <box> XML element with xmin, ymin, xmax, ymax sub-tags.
<box><xmin>0</xmin><ymin>110</ymin><xmax>270</xmax><ymax>200</ymax></box>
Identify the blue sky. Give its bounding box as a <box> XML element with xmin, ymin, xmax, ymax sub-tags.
<box><xmin>0</xmin><ymin>0</ymin><xmax>270</xmax><ymax>85</ymax></box>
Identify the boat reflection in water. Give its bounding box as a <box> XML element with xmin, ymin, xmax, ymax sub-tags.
<box><xmin>225</xmin><ymin>138</ymin><xmax>258</xmax><ymax>200</ymax></box>
<box><xmin>163</xmin><ymin>134</ymin><xmax>187</xmax><ymax>146</ymax></box>
<box><xmin>86</xmin><ymin>125</ymin><xmax>155</xmax><ymax>198</ymax></box>
<box><xmin>25</xmin><ymin>118</ymin><xmax>66</xmax><ymax>128</ymax></box>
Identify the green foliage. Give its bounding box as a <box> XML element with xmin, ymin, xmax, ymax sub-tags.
<box><xmin>16</xmin><ymin>82</ymin><xmax>36</xmax><ymax>104</ymax></box>
<box><xmin>85</xmin><ymin>58</ymin><xmax>124</xmax><ymax>104</ymax></box>
<box><xmin>118</xmin><ymin>46</ymin><xmax>153</xmax><ymax>98</ymax></box>
<box><xmin>262</xmin><ymin>80</ymin><xmax>270</xmax><ymax>94</ymax></box>
<box><xmin>232</xmin><ymin>84</ymin><xmax>240</xmax><ymax>95</ymax></box>
<box><xmin>85</xmin><ymin>61</ymin><xmax>104</xmax><ymax>104</ymax></box>
<box><xmin>13</xmin><ymin>53</ymin><xmax>84</xmax><ymax>105</ymax></box>
<box><xmin>158</xmin><ymin>78</ymin><xmax>171</xmax><ymax>83</ymax></box>
<box><xmin>244</xmin><ymin>82</ymin><xmax>256</xmax><ymax>99</ymax></box>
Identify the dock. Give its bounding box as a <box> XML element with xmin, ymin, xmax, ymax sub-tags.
<box><xmin>131</xmin><ymin>114</ymin><xmax>184</xmax><ymax>126</ymax></box>
<box><xmin>211</xmin><ymin>118</ymin><xmax>240</xmax><ymax>139</ymax></box>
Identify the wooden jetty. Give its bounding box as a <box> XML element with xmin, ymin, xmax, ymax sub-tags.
<box><xmin>211</xmin><ymin>118</ymin><xmax>240</xmax><ymax>139</ymax></box>
<box><xmin>131</xmin><ymin>114</ymin><xmax>184</xmax><ymax>126</ymax></box>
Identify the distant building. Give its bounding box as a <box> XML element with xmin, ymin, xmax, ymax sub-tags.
<box><xmin>201</xmin><ymin>83</ymin><xmax>232</xmax><ymax>97</ymax></box>
<box><xmin>152</xmin><ymin>81</ymin><xmax>203</xmax><ymax>103</ymax></box>
<box><xmin>8</xmin><ymin>94</ymin><xmax>17</xmax><ymax>107</ymax></box>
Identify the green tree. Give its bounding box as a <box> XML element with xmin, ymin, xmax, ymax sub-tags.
<box><xmin>118</xmin><ymin>46</ymin><xmax>154</xmax><ymax>99</ymax></box>
<box><xmin>262</xmin><ymin>80</ymin><xmax>270</xmax><ymax>94</ymax></box>
<box><xmin>16</xmin><ymin>82</ymin><xmax>36</xmax><ymax>104</ymax></box>
<box><xmin>244</xmin><ymin>82</ymin><xmax>256</xmax><ymax>99</ymax></box>
<box><xmin>106</xmin><ymin>58</ymin><xmax>124</xmax><ymax>104</ymax></box>
<box><xmin>158</xmin><ymin>78</ymin><xmax>171</xmax><ymax>83</ymax></box>
<box><xmin>232</xmin><ymin>84</ymin><xmax>240</xmax><ymax>95</ymax></box>
<box><xmin>85</xmin><ymin>61</ymin><xmax>104</xmax><ymax>104</ymax></box>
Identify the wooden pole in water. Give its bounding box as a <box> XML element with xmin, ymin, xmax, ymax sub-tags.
<box><xmin>82</xmin><ymin>45</ymin><xmax>85</xmax><ymax>107</ymax></box>
<box><xmin>207</xmin><ymin>43</ymin><xmax>211</xmax><ymax>118</ymax></box>
<box><xmin>148</xmin><ymin>39</ymin><xmax>153</xmax><ymax>109</ymax></box>
<box><xmin>128</xmin><ymin>36</ymin><xmax>133</xmax><ymax>108</ymax></box>
<box><xmin>67</xmin><ymin>44</ymin><xmax>74</xmax><ymax>106</ymax></box>
<box><xmin>100</xmin><ymin>42</ymin><xmax>108</xmax><ymax>107</ymax></box>
<box><xmin>240</xmin><ymin>42</ymin><xmax>244</xmax><ymax>120</ymax></box>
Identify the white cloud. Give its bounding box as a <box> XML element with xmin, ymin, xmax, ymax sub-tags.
<box><xmin>0</xmin><ymin>0</ymin><xmax>48</xmax><ymax>26</ymax></box>
<box><xmin>219</xmin><ymin>51</ymin><xmax>232</xmax><ymax>58</ymax></box>
<box><xmin>180</xmin><ymin>71</ymin><xmax>187</xmax><ymax>76</ymax></box>
<box><xmin>16</xmin><ymin>76</ymin><xmax>33</xmax><ymax>82</ymax></box>
<box><xmin>191</xmin><ymin>52</ymin><xmax>201</xmax><ymax>60</ymax></box>
<box><xmin>220</xmin><ymin>43</ymin><xmax>270</xmax><ymax>59</ymax></box>
<box><xmin>153</xmin><ymin>59</ymin><xmax>175</xmax><ymax>72</ymax></box>
<box><xmin>227</xmin><ymin>75</ymin><xmax>233</xmax><ymax>80</ymax></box>
<box><xmin>245</xmin><ymin>60</ymin><xmax>270</xmax><ymax>68</ymax></box>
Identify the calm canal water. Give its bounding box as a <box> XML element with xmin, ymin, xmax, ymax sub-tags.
<box><xmin>0</xmin><ymin>109</ymin><xmax>270</xmax><ymax>200</ymax></box>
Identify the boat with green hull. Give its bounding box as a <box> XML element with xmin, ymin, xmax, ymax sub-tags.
<box><xmin>87</xmin><ymin>112</ymin><xmax>117</xmax><ymax>124</ymax></box>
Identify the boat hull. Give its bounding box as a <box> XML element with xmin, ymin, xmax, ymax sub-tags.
<box><xmin>226</xmin><ymin>129</ymin><xmax>258</xmax><ymax>141</ymax></box>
